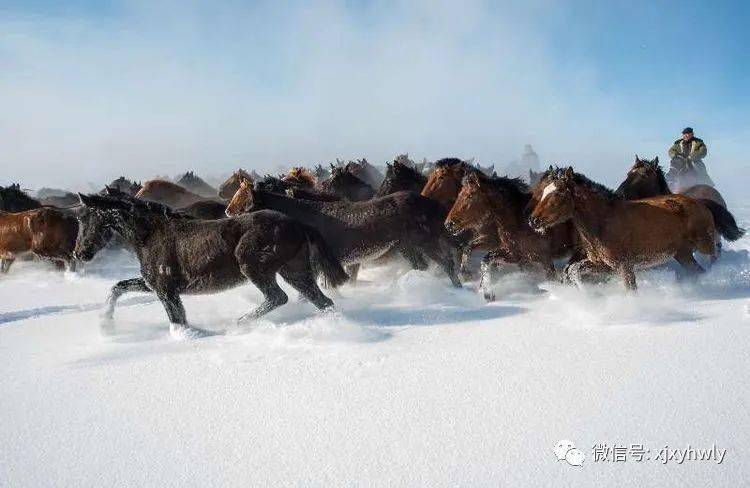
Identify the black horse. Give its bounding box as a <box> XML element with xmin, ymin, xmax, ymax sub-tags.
<box><xmin>0</xmin><ymin>184</ymin><xmax>41</xmax><ymax>212</ymax></box>
<box><xmin>375</xmin><ymin>160</ymin><xmax>427</xmax><ymax>197</ymax></box>
<box><xmin>226</xmin><ymin>182</ymin><xmax>462</xmax><ymax>287</ymax></box>
<box><xmin>75</xmin><ymin>193</ymin><xmax>348</xmax><ymax>338</ymax></box>
<box><xmin>320</xmin><ymin>166</ymin><xmax>375</xmax><ymax>201</ymax></box>
<box><xmin>257</xmin><ymin>175</ymin><xmax>342</xmax><ymax>202</ymax></box>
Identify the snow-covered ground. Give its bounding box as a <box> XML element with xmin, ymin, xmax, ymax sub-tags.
<box><xmin>2</xmin><ymin>204</ymin><xmax>749</xmax><ymax>487</ymax></box>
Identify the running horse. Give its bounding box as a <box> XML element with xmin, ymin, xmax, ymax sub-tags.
<box><xmin>528</xmin><ymin>167</ymin><xmax>741</xmax><ymax>290</ymax></box>
<box><xmin>445</xmin><ymin>172</ymin><xmax>577</xmax><ymax>293</ymax></box>
<box><xmin>0</xmin><ymin>207</ymin><xmax>78</xmax><ymax>273</ymax></box>
<box><xmin>615</xmin><ymin>156</ymin><xmax>743</xmax><ymax>257</ymax></box>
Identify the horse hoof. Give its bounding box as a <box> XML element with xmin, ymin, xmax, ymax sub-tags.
<box><xmin>482</xmin><ymin>290</ymin><xmax>496</xmax><ymax>302</ymax></box>
<box><xmin>169</xmin><ymin>323</ymin><xmax>214</xmax><ymax>340</ymax></box>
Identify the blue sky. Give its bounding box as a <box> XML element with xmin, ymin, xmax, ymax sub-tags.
<box><xmin>1</xmin><ymin>1</ymin><xmax>747</xmax><ymax>193</ymax></box>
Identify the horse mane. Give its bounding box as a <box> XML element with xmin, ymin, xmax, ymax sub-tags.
<box><xmin>391</xmin><ymin>160</ymin><xmax>424</xmax><ymax>180</ymax></box>
<box><xmin>88</xmin><ymin>193</ymin><xmax>194</xmax><ymax>219</ymax></box>
<box><xmin>653</xmin><ymin>163</ymin><xmax>672</xmax><ymax>194</ymax></box>
<box><xmin>468</xmin><ymin>173</ymin><xmax>530</xmax><ymax>204</ymax></box>
<box><xmin>434</xmin><ymin>157</ymin><xmax>465</xmax><ymax>168</ymax></box>
<box><xmin>551</xmin><ymin>167</ymin><xmax>620</xmax><ymax>200</ymax></box>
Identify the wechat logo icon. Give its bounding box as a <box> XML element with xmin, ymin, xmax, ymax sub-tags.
<box><xmin>554</xmin><ymin>439</ymin><xmax>585</xmax><ymax>466</ymax></box>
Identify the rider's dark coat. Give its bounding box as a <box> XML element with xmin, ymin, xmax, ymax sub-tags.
<box><xmin>668</xmin><ymin>137</ymin><xmax>707</xmax><ymax>162</ymax></box>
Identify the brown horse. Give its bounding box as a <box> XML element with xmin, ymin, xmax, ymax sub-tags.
<box><xmin>616</xmin><ymin>156</ymin><xmax>727</xmax><ymax>207</ymax></box>
<box><xmin>615</xmin><ymin>156</ymin><xmax>743</xmax><ymax>257</ymax></box>
<box><xmin>528</xmin><ymin>167</ymin><xmax>728</xmax><ymax>290</ymax></box>
<box><xmin>284</xmin><ymin>167</ymin><xmax>317</xmax><ymax>188</ymax></box>
<box><xmin>421</xmin><ymin>158</ymin><xmax>502</xmax><ymax>276</ymax></box>
<box><xmin>218</xmin><ymin>169</ymin><xmax>261</xmax><ymax>200</ymax></box>
<box><xmin>136</xmin><ymin>180</ymin><xmax>209</xmax><ymax>208</ymax></box>
<box><xmin>445</xmin><ymin>172</ymin><xmax>576</xmax><ymax>280</ymax></box>
<box><xmin>0</xmin><ymin>208</ymin><xmax>78</xmax><ymax>273</ymax></box>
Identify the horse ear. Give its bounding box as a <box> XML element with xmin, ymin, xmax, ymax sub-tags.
<box><xmin>635</xmin><ymin>154</ymin><xmax>640</xmax><ymax>162</ymax></box>
<box><xmin>78</xmin><ymin>193</ymin><xmax>91</xmax><ymax>206</ymax></box>
<box><xmin>653</xmin><ymin>156</ymin><xmax>659</xmax><ymax>165</ymax></box>
<box><xmin>564</xmin><ymin>166</ymin><xmax>574</xmax><ymax>179</ymax></box>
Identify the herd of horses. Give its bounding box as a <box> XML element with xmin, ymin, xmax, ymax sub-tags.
<box><xmin>0</xmin><ymin>155</ymin><xmax>744</xmax><ymax>338</ymax></box>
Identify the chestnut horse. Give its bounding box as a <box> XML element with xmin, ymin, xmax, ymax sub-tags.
<box><xmin>136</xmin><ymin>180</ymin><xmax>210</xmax><ymax>208</ymax></box>
<box><xmin>445</xmin><ymin>172</ymin><xmax>577</xmax><ymax>280</ymax></box>
<box><xmin>615</xmin><ymin>156</ymin><xmax>743</xmax><ymax>256</ymax></box>
<box><xmin>284</xmin><ymin>167</ymin><xmax>317</xmax><ymax>188</ymax></box>
<box><xmin>218</xmin><ymin>169</ymin><xmax>261</xmax><ymax>200</ymax></box>
<box><xmin>0</xmin><ymin>207</ymin><xmax>78</xmax><ymax>273</ymax></box>
<box><xmin>616</xmin><ymin>156</ymin><xmax>727</xmax><ymax>207</ymax></box>
<box><xmin>528</xmin><ymin>167</ymin><xmax>731</xmax><ymax>290</ymax></box>
<box><xmin>421</xmin><ymin>158</ymin><xmax>502</xmax><ymax>275</ymax></box>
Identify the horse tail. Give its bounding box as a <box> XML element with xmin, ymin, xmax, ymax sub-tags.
<box><xmin>699</xmin><ymin>199</ymin><xmax>745</xmax><ymax>241</ymax></box>
<box><xmin>300</xmin><ymin>224</ymin><xmax>349</xmax><ymax>288</ymax></box>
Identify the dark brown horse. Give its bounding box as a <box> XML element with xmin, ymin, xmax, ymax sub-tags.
<box><xmin>445</xmin><ymin>172</ymin><xmax>576</xmax><ymax>280</ymax></box>
<box><xmin>615</xmin><ymin>156</ymin><xmax>743</xmax><ymax>257</ymax></box>
<box><xmin>103</xmin><ymin>176</ymin><xmax>142</xmax><ymax>196</ymax></box>
<box><xmin>136</xmin><ymin>180</ymin><xmax>212</xmax><ymax>208</ymax></box>
<box><xmin>616</xmin><ymin>156</ymin><xmax>727</xmax><ymax>207</ymax></box>
<box><xmin>528</xmin><ymin>167</ymin><xmax>733</xmax><ymax>290</ymax></box>
<box><xmin>421</xmin><ymin>158</ymin><xmax>501</xmax><ymax>275</ymax></box>
<box><xmin>0</xmin><ymin>184</ymin><xmax>41</xmax><ymax>212</ymax></box>
<box><xmin>320</xmin><ymin>165</ymin><xmax>375</xmax><ymax>201</ymax></box>
<box><xmin>75</xmin><ymin>193</ymin><xmax>348</xmax><ymax>338</ymax></box>
<box><xmin>375</xmin><ymin>160</ymin><xmax>427</xmax><ymax>197</ymax></box>
<box><xmin>225</xmin><ymin>179</ymin><xmax>462</xmax><ymax>287</ymax></box>
<box><xmin>343</xmin><ymin>158</ymin><xmax>385</xmax><ymax>188</ymax></box>
<box><xmin>0</xmin><ymin>207</ymin><xmax>78</xmax><ymax>272</ymax></box>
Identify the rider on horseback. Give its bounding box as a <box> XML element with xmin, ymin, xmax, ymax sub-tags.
<box><xmin>667</xmin><ymin>127</ymin><xmax>714</xmax><ymax>188</ymax></box>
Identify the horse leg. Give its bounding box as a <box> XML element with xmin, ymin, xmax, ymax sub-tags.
<box><xmin>66</xmin><ymin>259</ymin><xmax>77</xmax><ymax>273</ymax></box>
<box><xmin>345</xmin><ymin>264</ymin><xmax>360</xmax><ymax>283</ymax></box>
<box><xmin>422</xmin><ymin>236</ymin><xmax>462</xmax><ymax>288</ymax></box>
<box><xmin>0</xmin><ymin>258</ymin><xmax>15</xmax><ymax>273</ymax></box>
<box><xmin>155</xmin><ymin>290</ymin><xmax>210</xmax><ymax>339</ymax></box>
<box><xmin>674</xmin><ymin>248</ymin><xmax>705</xmax><ymax>281</ymax></box>
<box><xmin>618</xmin><ymin>265</ymin><xmax>637</xmax><ymax>291</ymax></box>
<box><xmin>400</xmin><ymin>247</ymin><xmax>429</xmax><ymax>271</ymax></box>
<box><xmin>238</xmin><ymin>266</ymin><xmax>288</xmax><ymax>322</ymax></box>
<box><xmin>479</xmin><ymin>253</ymin><xmax>499</xmax><ymax>302</ymax></box>
<box><xmin>566</xmin><ymin>259</ymin><xmax>610</xmax><ymax>289</ymax></box>
<box><xmin>279</xmin><ymin>257</ymin><xmax>335</xmax><ymax>312</ymax></box>
<box><xmin>102</xmin><ymin>278</ymin><xmax>152</xmax><ymax>322</ymax></box>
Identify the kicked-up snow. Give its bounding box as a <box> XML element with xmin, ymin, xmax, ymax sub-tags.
<box><xmin>1</xmin><ymin>205</ymin><xmax>749</xmax><ymax>487</ymax></box>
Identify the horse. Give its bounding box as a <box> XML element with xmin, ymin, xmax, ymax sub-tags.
<box><xmin>103</xmin><ymin>176</ymin><xmax>142</xmax><ymax>196</ymax></box>
<box><xmin>528</xmin><ymin>167</ymin><xmax>740</xmax><ymax>290</ymax></box>
<box><xmin>420</xmin><ymin>158</ymin><xmax>501</xmax><ymax>276</ymax></box>
<box><xmin>136</xmin><ymin>180</ymin><xmax>210</xmax><ymax>208</ymax></box>
<box><xmin>320</xmin><ymin>165</ymin><xmax>375</xmax><ymax>201</ymax></box>
<box><xmin>74</xmin><ymin>193</ymin><xmax>348</xmax><ymax>338</ymax></box>
<box><xmin>218</xmin><ymin>169</ymin><xmax>262</xmax><ymax>200</ymax></box>
<box><xmin>0</xmin><ymin>184</ymin><xmax>41</xmax><ymax>212</ymax></box>
<box><xmin>375</xmin><ymin>160</ymin><xmax>427</xmax><ymax>197</ymax></box>
<box><xmin>175</xmin><ymin>171</ymin><xmax>219</xmax><ymax>198</ymax></box>
<box><xmin>39</xmin><ymin>191</ymin><xmax>80</xmax><ymax>208</ymax></box>
<box><xmin>104</xmin><ymin>185</ymin><xmax>227</xmax><ymax>220</ymax></box>
<box><xmin>343</xmin><ymin>159</ymin><xmax>385</xmax><ymax>188</ymax></box>
<box><xmin>615</xmin><ymin>156</ymin><xmax>743</xmax><ymax>258</ymax></box>
<box><xmin>225</xmin><ymin>179</ymin><xmax>462</xmax><ymax>287</ymax></box>
<box><xmin>284</xmin><ymin>167</ymin><xmax>317</xmax><ymax>188</ymax></box>
<box><xmin>616</xmin><ymin>156</ymin><xmax>727</xmax><ymax>207</ymax></box>
<box><xmin>257</xmin><ymin>175</ymin><xmax>342</xmax><ymax>202</ymax></box>
<box><xmin>445</xmin><ymin>172</ymin><xmax>577</xmax><ymax>283</ymax></box>
<box><xmin>528</xmin><ymin>169</ymin><xmax>543</xmax><ymax>186</ymax></box>
<box><xmin>0</xmin><ymin>207</ymin><xmax>78</xmax><ymax>273</ymax></box>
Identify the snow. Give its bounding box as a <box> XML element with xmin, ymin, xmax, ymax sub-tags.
<box><xmin>1</xmin><ymin>205</ymin><xmax>749</xmax><ymax>487</ymax></box>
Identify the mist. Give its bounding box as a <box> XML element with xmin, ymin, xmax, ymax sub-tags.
<box><xmin>0</xmin><ymin>0</ymin><xmax>746</xmax><ymax>198</ymax></box>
